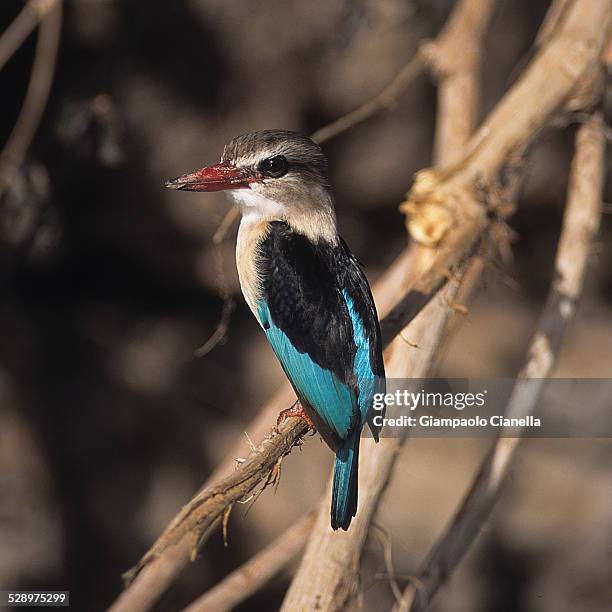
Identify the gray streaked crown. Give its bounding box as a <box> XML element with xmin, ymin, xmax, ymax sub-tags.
<box><xmin>221</xmin><ymin>130</ymin><xmax>329</xmax><ymax>185</ymax></box>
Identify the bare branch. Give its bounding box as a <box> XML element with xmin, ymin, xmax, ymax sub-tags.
<box><xmin>0</xmin><ymin>0</ymin><xmax>59</xmax><ymax>73</ymax></box>
<box><xmin>0</xmin><ymin>0</ymin><xmax>62</xmax><ymax>197</ymax></box>
<box><xmin>389</xmin><ymin>4</ymin><xmax>610</xmax><ymax>610</ymax></box>
<box><xmin>446</xmin><ymin>0</ymin><xmax>609</xmax><ymax>187</ymax></box>
<box><xmin>122</xmin><ymin>416</ymin><xmax>310</xmax><ymax>584</ymax></box>
<box><xmin>282</xmin><ymin>283</ymin><xmax>465</xmax><ymax>612</ymax></box>
<box><xmin>109</xmin><ymin>385</ymin><xmax>295</xmax><ymax>612</ymax></box>
<box><xmin>535</xmin><ymin>0</ymin><xmax>573</xmax><ymax>47</ymax></box>
<box><xmin>421</xmin><ymin>0</ymin><xmax>498</xmax><ymax>167</ymax></box>
<box><xmin>395</xmin><ymin>109</ymin><xmax>606</xmax><ymax>612</ymax></box>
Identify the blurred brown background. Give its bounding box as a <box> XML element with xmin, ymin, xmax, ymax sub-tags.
<box><xmin>0</xmin><ymin>1</ymin><xmax>611</xmax><ymax>611</ymax></box>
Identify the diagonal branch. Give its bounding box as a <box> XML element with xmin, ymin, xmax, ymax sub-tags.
<box><xmin>122</xmin><ymin>417</ymin><xmax>310</xmax><ymax>584</ymax></box>
<box><xmin>108</xmin><ymin>385</ymin><xmax>296</xmax><ymax>612</ymax></box>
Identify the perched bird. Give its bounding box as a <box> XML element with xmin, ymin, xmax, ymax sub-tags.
<box><xmin>166</xmin><ymin>130</ymin><xmax>385</xmax><ymax>530</ymax></box>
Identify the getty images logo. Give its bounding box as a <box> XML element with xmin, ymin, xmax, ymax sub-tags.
<box><xmin>372</xmin><ymin>388</ymin><xmax>487</xmax><ymax>411</ymax></box>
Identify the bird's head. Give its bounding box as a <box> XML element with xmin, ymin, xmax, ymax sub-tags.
<box><xmin>165</xmin><ymin>130</ymin><xmax>337</xmax><ymax>242</ymax></box>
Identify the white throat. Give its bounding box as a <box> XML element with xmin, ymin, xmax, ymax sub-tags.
<box><xmin>228</xmin><ymin>187</ymin><xmax>338</xmax><ymax>244</ymax></box>
<box><xmin>229</xmin><ymin>188</ymin><xmax>284</xmax><ymax>218</ymax></box>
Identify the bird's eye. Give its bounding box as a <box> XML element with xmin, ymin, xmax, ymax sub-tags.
<box><xmin>259</xmin><ymin>155</ymin><xmax>289</xmax><ymax>178</ymax></box>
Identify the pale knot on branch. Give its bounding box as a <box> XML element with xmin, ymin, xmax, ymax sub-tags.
<box><xmin>399</xmin><ymin>170</ymin><xmax>456</xmax><ymax>247</ymax></box>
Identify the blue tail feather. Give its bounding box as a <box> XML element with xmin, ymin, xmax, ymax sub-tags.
<box><xmin>331</xmin><ymin>431</ymin><xmax>360</xmax><ymax>530</ymax></box>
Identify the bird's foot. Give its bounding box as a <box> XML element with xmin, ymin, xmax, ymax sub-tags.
<box><xmin>276</xmin><ymin>401</ymin><xmax>315</xmax><ymax>431</ymax></box>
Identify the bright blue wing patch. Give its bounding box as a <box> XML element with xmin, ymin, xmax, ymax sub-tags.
<box><xmin>257</xmin><ymin>292</ymin><xmax>381</xmax><ymax>442</ymax></box>
<box><xmin>257</xmin><ymin>301</ymin><xmax>356</xmax><ymax>440</ymax></box>
<box><xmin>342</xmin><ymin>291</ymin><xmax>378</xmax><ymax>422</ymax></box>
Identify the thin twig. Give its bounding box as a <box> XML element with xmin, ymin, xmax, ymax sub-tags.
<box><xmin>194</xmin><ymin>295</ymin><xmax>235</xmax><ymax>358</ymax></box>
<box><xmin>211</xmin><ymin>207</ymin><xmax>239</xmax><ymax>245</ymax></box>
<box><xmin>394</xmin><ymin>110</ymin><xmax>605</xmax><ymax>612</ymax></box>
<box><xmin>0</xmin><ymin>0</ymin><xmax>62</xmax><ymax>197</ymax></box>
<box><xmin>194</xmin><ymin>228</ymin><xmax>236</xmax><ymax>358</ymax></box>
<box><xmin>310</xmin><ymin>54</ymin><xmax>425</xmax><ymax>145</ymax></box>
<box><xmin>193</xmin><ymin>204</ymin><xmax>240</xmax><ymax>357</ymax></box>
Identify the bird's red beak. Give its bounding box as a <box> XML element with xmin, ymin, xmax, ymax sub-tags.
<box><xmin>164</xmin><ymin>162</ymin><xmax>257</xmax><ymax>192</ymax></box>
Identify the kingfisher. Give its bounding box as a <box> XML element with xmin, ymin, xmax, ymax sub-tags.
<box><xmin>165</xmin><ymin>130</ymin><xmax>385</xmax><ymax>530</ymax></box>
